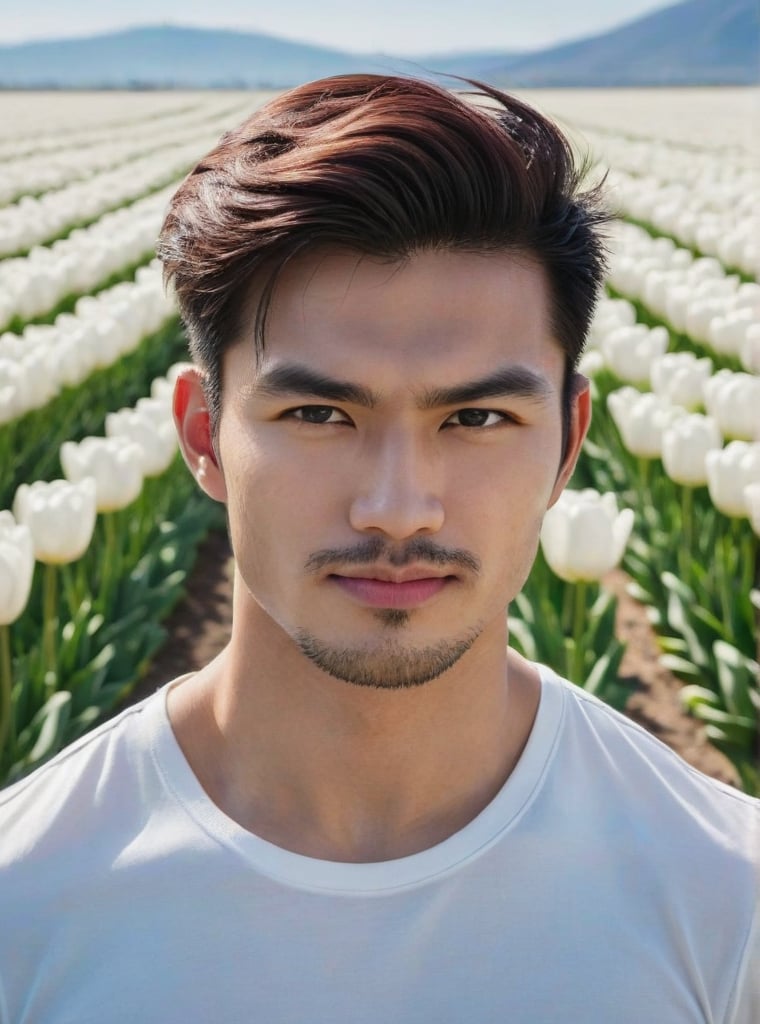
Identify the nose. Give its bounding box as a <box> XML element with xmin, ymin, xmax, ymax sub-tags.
<box><xmin>348</xmin><ymin>430</ymin><xmax>445</xmax><ymax>540</ymax></box>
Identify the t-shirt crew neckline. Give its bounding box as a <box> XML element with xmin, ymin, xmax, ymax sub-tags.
<box><xmin>147</xmin><ymin>664</ymin><xmax>566</xmax><ymax>895</ymax></box>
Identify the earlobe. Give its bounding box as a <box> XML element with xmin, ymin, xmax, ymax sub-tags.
<box><xmin>548</xmin><ymin>374</ymin><xmax>592</xmax><ymax>508</ymax></box>
<box><xmin>173</xmin><ymin>368</ymin><xmax>227</xmax><ymax>504</ymax></box>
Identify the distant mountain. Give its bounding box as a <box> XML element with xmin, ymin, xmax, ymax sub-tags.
<box><xmin>0</xmin><ymin>0</ymin><xmax>757</xmax><ymax>90</ymax></box>
<box><xmin>0</xmin><ymin>25</ymin><xmax>366</xmax><ymax>89</ymax></box>
<box><xmin>487</xmin><ymin>0</ymin><xmax>760</xmax><ymax>86</ymax></box>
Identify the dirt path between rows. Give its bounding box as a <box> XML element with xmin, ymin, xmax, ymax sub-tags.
<box><xmin>124</xmin><ymin>529</ymin><xmax>740</xmax><ymax>787</ymax></box>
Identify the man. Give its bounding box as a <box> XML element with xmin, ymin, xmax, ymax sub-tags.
<box><xmin>1</xmin><ymin>75</ymin><xmax>757</xmax><ymax>1022</ymax></box>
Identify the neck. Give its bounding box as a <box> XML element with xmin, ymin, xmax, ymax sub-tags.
<box><xmin>167</xmin><ymin>577</ymin><xmax>541</xmax><ymax>863</ymax></box>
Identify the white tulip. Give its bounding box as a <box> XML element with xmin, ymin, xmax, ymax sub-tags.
<box><xmin>150</xmin><ymin>376</ymin><xmax>175</xmax><ymax>405</ymax></box>
<box><xmin>601</xmin><ymin>324</ymin><xmax>669</xmax><ymax>384</ymax></box>
<box><xmin>708</xmin><ymin>311</ymin><xmax>755</xmax><ymax>358</ymax></box>
<box><xmin>540</xmin><ymin>489</ymin><xmax>634</xmax><ymax>583</ymax></box>
<box><xmin>703</xmin><ymin>370</ymin><xmax>760</xmax><ymax>442</ymax></box>
<box><xmin>740</xmin><ymin>324</ymin><xmax>760</xmax><ymax>376</ymax></box>
<box><xmin>607</xmin><ymin>387</ymin><xmax>684</xmax><ymax>459</ymax></box>
<box><xmin>165</xmin><ymin>362</ymin><xmax>195</xmax><ymax>385</ymax></box>
<box><xmin>705</xmin><ymin>442</ymin><xmax>760</xmax><ymax>518</ymax></box>
<box><xmin>0</xmin><ymin>359</ymin><xmax>28</xmax><ymax>425</ymax></box>
<box><xmin>13</xmin><ymin>478</ymin><xmax>97</xmax><ymax>565</ymax></box>
<box><xmin>577</xmin><ymin>350</ymin><xmax>605</xmax><ymax>377</ymax></box>
<box><xmin>745</xmin><ymin>483</ymin><xmax>760</xmax><ymax>537</ymax></box>
<box><xmin>683</xmin><ymin>298</ymin><xmax>719</xmax><ymax>344</ymax></box>
<box><xmin>105</xmin><ymin>407</ymin><xmax>178</xmax><ymax>477</ymax></box>
<box><xmin>133</xmin><ymin>397</ymin><xmax>172</xmax><ymax>429</ymax></box>
<box><xmin>587</xmin><ymin>299</ymin><xmax>636</xmax><ymax>351</ymax></box>
<box><xmin>662</xmin><ymin>414</ymin><xmax>723</xmax><ymax>487</ymax></box>
<box><xmin>60</xmin><ymin>436</ymin><xmax>144</xmax><ymax>513</ymax></box>
<box><xmin>0</xmin><ymin>511</ymin><xmax>35</xmax><ymax>625</ymax></box>
<box><xmin>689</xmin><ymin>257</ymin><xmax>725</xmax><ymax>282</ymax></box>
<box><xmin>650</xmin><ymin>352</ymin><xmax>712</xmax><ymax>411</ymax></box>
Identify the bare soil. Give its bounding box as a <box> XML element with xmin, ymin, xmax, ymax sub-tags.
<box><xmin>125</xmin><ymin>530</ymin><xmax>740</xmax><ymax>788</ymax></box>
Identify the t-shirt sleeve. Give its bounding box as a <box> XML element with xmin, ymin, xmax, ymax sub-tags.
<box><xmin>729</xmin><ymin>908</ymin><xmax>760</xmax><ymax>1024</ymax></box>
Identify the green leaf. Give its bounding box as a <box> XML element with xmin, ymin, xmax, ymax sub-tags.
<box><xmin>691</xmin><ymin>604</ymin><xmax>730</xmax><ymax>640</ymax></box>
<box><xmin>703</xmin><ymin>719</ymin><xmax>755</xmax><ymax>750</ymax></box>
<box><xmin>25</xmin><ymin>691</ymin><xmax>72</xmax><ymax>767</ymax></box>
<box><xmin>658</xmin><ymin>636</ymin><xmax>689</xmax><ymax>655</ymax></box>
<box><xmin>661</xmin><ymin>571</ymin><xmax>695</xmax><ymax>604</ymax></box>
<box><xmin>625</xmin><ymin>580</ymin><xmax>653</xmax><ymax>605</ymax></box>
<box><xmin>584</xmin><ymin>644</ymin><xmax>628</xmax><ymax>710</ymax></box>
<box><xmin>659</xmin><ymin>654</ymin><xmax>703</xmax><ymax>679</ymax></box>
<box><xmin>507</xmin><ymin>617</ymin><xmax>537</xmax><ymax>661</ymax></box>
<box><xmin>713</xmin><ymin>640</ymin><xmax>759</xmax><ymax>719</ymax></box>
<box><xmin>680</xmin><ymin>684</ymin><xmax>721</xmax><ymax>708</ymax></box>
<box><xmin>663</xmin><ymin>588</ymin><xmax>710</xmax><ymax>670</ymax></box>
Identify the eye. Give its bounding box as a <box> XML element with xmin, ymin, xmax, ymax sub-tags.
<box><xmin>287</xmin><ymin>405</ymin><xmax>351</xmax><ymax>425</ymax></box>
<box><xmin>444</xmin><ymin>409</ymin><xmax>512</xmax><ymax>428</ymax></box>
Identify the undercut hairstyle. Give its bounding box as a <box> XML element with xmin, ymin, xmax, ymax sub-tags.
<box><xmin>157</xmin><ymin>74</ymin><xmax>609</xmax><ymax>444</ymax></box>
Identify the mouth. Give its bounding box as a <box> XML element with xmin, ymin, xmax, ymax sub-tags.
<box><xmin>329</xmin><ymin>571</ymin><xmax>456</xmax><ymax>609</ymax></box>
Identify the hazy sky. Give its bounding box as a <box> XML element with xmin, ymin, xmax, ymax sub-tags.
<box><xmin>1</xmin><ymin>0</ymin><xmax>671</xmax><ymax>54</ymax></box>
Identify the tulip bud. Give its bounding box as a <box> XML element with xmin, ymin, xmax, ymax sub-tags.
<box><xmin>650</xmin><ymin>352</ymin><xmax>712</xmax><ymax>411</ymax></box>
<box><xmin>745</xmin><ymin>483</ymin><xmax>760</xmax><ymax>537</ymax></box>
<box><xmin>707</xmin><ymin>309</ymin><xmax>755</xmax><ymax>358</ymax></box>
<box><xmin>60</xmin><ymin>436</ymin><xmax>144</xmax><ymax>513</ymax></box>
<box><xmin>607</xmin><ymin>387</ymin><xmax>684</xmax><ymax>459</ymax></box>
<box><xmin>540</xmin><ymin>489</ymin><xmax>634</xmax><ymax>583</ymax></box>
<box><xmin>601</xmin><ymin>324</ymin><xmax>669</xmax><ymax>385</ymax></box>
<box><xmin>0</xmin><ymin>511</ymin><xmax>35</xmax><ymax>625</ymax></box>
<box><xmin>578</xmin><ymin>350</ymin><xmax>605</xmax><ymax>378</ymax></box>
<box><xmin>703</xmin><ymin>370</ymin><xmax>760</xmax><ymax>442</ymax></box>
<box><xmin>706</xmin><ymin>442</ymin><xmax>760</xmax><ymax>518</ymax></box>
<box><xmin>13</xmin><ymin>478</ymin><xmax>97</xmax><ymax>565</ymax></box>
<box><xmin>662</xmin><ymin>414</ymin><xmax>723</xmax><ymax>487</ymax></box>
<box><xmin>683</xmin><ymin>299</ymin><xmax>719</xmax><ymax>345</ymax></box>
<box><xmin>740</xmin><ymin>325</ymin><xmax>760</xmax><ymax>376</ymax></box>
<box><xmin>105</xmin><ymin>407</ymin><xmax>178</xmax><ymax>477</ymax></box>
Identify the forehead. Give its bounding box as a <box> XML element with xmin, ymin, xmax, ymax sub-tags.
<box><xmin>233</xmin><ymin>247</ymin><xmax>563</xmax><ymax>387</ymax></box>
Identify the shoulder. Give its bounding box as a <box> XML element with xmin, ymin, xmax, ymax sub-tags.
<box><xmin>0</xmin><ymin>684</ymin><xmax>168</xmax><ymax>866</ymax></box>
<box><xmin>538</xmin><ymin>664</ymin><xmax>760</xmax><ymax>859</ymax></box>
<box><xmin>540</xmin><ymin>667</ymin><xmax>760</xmax><ymax>1021</ymax></box>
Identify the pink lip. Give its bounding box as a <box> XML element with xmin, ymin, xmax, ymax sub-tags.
<box><xmin>331</xmin><ymin>575</ymin><xmax>452</xmax><ymax>608</ymax></box>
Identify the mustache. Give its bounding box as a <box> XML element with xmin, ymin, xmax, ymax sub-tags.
<box><xmin>304</xmin><ymin>536</ymin><xmax>481</xmax><ymax>575</ymax></box>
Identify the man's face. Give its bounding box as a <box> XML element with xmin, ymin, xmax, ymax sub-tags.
<box><xmin>190</xmin><ymin>248</ymin><xmax>588</xmax><ymax>688</ymax></box>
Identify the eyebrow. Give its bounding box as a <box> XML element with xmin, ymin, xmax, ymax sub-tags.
<box><xmin>254</xmin><ymin>364</ymin><xmax>377</xmax><ymax>407</ymax></box>
<box><xmin>253</xmin><ymin>362</ymin><xmax>554</xmax><ymax>409</ymax></box>
<box><xmin>419</xmin><ymin>366</ymin><xmax>554</xmax><ymax>409</ymax></box>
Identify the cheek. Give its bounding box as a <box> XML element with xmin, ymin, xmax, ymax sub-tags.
<box><xmin>451</xmin><ymin>434</ymin><xmax>561</xmax><ymax>523</ymax></box>
<box><xmin>219</xmin><ymin>422</ymin><xmax>345</xmax><ymax>558</ymax></box>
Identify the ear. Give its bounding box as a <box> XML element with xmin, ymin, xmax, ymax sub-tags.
<box><xmin>173</xmin><ymin>367</ymin><xmax>227</xmax><ymax>504</ymax></box>
<box><xmin>547</xmin><ymin>373</ymin><xmax>592</xmax><ymax>509</ymax></box>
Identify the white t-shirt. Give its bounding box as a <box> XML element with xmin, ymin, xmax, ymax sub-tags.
<box><xmin>1</xmin><ymin>663</ymin><xmax>758</xmax><ymax>1023</ymax></box>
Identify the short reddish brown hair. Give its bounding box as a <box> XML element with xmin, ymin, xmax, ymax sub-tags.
<box><xmin>158</xmin><ymin>74</ymin><xmax>608</xmax><ymax>432</ymax></box>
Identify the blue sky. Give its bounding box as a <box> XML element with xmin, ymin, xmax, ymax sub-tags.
<box><xmin>1</xmin><ymin>0</ymin><xmax>671</xmax><ymax>53</ymax></box>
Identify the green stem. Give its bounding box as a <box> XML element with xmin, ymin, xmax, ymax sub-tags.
<box><xmin>561</xmin><ymin>581</ymin><xmax>574</xmax><ymax>635</ymax></box>
<box><xmin>42</xmin><ymin>562</ymin><xmax>58</xmax><ymax>688</ymax></box>
<box><xmin>61</xmin><ymin>562</ymin><xmax>80</xmax><ymax>620</ymax></box>
<box><xmin>637</xmin><ymin>457</ymin><xmax>653</xmax><ymax>532</ymax></box>
<box><xmin>717</xmin><ymin>529</ymin><xmax>733</xmax><ymax>638</ymax></box>
<box><xmin>735</xmin><ymin>524</ymin><xmax>757</xmax><ymax>647</ymax></box>
<box><xmin>680</xmin><ymin>485</ymin><xmax>693</xmax><ymax>583</ymax></box>
<box><xmin>99</xmin><ymin>511</ymin><xmax>117</xmax><ymax>612</ymax></box>
<box><xmin>637</xmin><ymin>454</ymin><xmax>650</xmax><ymax>493</ymax></box>
<box><xmin>0</xmin><ymin>624</ymin><xmax>13</xmax><ymax>772</ymax></box>
<box><xmin>571</xmin><ymin>580</ymin><xmax>588</xmax><ymax>684</ymax></box>
<box><xmin>741</xmin><ymin>528</ymin><xmax>756</xmax><ymax>600</ymax></box>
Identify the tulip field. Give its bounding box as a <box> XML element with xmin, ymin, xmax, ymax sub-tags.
<box><xmin>0</xmin><ymin>88</ymin><xmax>758</xmax><ymax>792</ymax></box>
